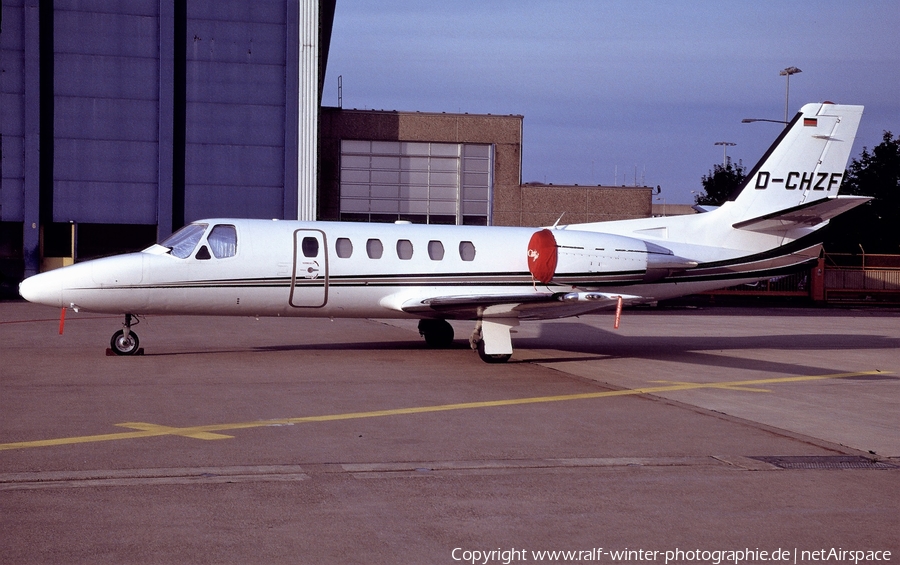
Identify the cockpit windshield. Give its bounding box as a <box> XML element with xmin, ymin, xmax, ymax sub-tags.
<box><xmin>159</xmin><ymin>223</ymin><xmax>208</xmax><ymax>258</ymax></box>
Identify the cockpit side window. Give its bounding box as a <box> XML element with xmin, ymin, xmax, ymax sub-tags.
<box><xmin>208</xmin><ymin>224</ymin><xmax>238</xmax><ymax>259</ymax></box>
<box><xmin>160</xmin><ymin>223</ymin><xmax>208</xmax><ymax>259</ymax></box>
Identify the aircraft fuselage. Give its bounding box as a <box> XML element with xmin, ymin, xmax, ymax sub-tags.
<box><xmin>25</xmin><ymin>220</ymin><xmax>703</xmax><ymax>320</ymax></box>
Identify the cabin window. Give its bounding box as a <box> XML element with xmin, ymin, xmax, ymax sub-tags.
<box><xmin>396</xmin><ymin>239</ymin><xmax>413</xmax><ymax>260</ymax></box>
<box><xmin>428</xmin><ymin>240</ymin><xmax>444</xmax><ymax>260</ymax></box>
<box><xmin>459</xmin><ymin>241</ymin><xmax>476</xmax><ymax>261</ymax></box>
<box><xmin>336</xmin><ymin>238</ymin><xmax>353</xmax><ymax>258</ymax></box>
<box><xmin>366</xmin><ymin>238</ymin><xmax>383</xmax><ymax>259</ymax></box>
<box><xmin>208</xmin><ymin>225</ymin><xmax>237</xmax><ymax>259</ymax></box>
<box><xmin>301</xmin><ymin>237</ymin><xmax>319</xmax><ymax>258</ymax></box>
<box><xmin>160</xmin><ymin>223</ymin><xmax>208</xmax><ymax>259</ymax></box>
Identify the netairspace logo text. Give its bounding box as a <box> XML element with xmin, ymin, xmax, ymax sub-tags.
<box><xmin>450</xmin><ymin>547</ymin><xmax>892</xmax><ymax>564</ymax></box>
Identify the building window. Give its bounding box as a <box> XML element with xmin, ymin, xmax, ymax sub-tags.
<box><xmin>339</xmin><ymin>141</ymin><xmax>492</xmax><ymax>225</ymax></box>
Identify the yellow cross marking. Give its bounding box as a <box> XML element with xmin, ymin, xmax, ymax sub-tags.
<box><xmin>0</xmin><ymin>370</ymin><xmax>888</xmax><ymax>452</ymax></box>
<box><xmin>651</xmin><ymin>380</ymin><xmax>770</xmax><ymax>393</ymax></box>
<box><xmin>116</xmin><ymin>422</ymin><xmax>234</xmax><ymax>440</ymax></box>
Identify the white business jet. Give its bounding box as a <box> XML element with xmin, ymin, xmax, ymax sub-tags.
<box><xmin>20</xmin><ymin>103</ymin><xmax>868</xmax><ymax>362</ymax></box>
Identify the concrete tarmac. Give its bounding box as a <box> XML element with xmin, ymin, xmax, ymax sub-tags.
<box><xmin>1</xmin><ymin>301</ymin><xmax>898</xmax><ymax>564</ymax></box>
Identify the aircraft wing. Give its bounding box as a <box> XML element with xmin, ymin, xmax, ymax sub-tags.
<box><xmin>399</xmin><ymin>291</ymin><xmax>643</xmax><ymax>320</ymax></box>
<box><xmin>732</xmin><ymin>195</ymin><xmax>871</xmax><ymax>234</ymax></box>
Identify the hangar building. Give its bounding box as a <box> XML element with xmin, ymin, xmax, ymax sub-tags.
<box><xmin>0</xmin><ymin>0</ymin><xmax>650</xmax><ymax>291</ymax></box>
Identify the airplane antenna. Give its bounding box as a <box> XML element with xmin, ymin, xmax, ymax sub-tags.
<box><xmin>552</xmin><ymin>212</ymin><xmax>566</xmax><ymax>228</ymax></box>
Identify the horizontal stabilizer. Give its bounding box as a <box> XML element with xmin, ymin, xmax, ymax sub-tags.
<box><xmin>732</xmin><ymin>195</ymin><xmax>871</xmax><ymax>234</ymax></box>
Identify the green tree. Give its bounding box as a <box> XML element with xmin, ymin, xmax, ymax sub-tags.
<box><xmin>695</xmin><ymin>160</ymin><xmax>745</xmax><ymax>206</ymax></box>
<box><xmin>825</xmin><ymin>131</ymin><xmax>900</xmax><ymax>253</ymax></box>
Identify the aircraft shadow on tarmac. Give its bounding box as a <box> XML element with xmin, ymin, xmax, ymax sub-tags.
<box><xmin>518</xmin><ymin>322</ymin><xmax>900</xmax><ymax>376</ymax></box>
<box><xmin>146</xmin><ymin>339</ymin><xmax>441</xmax><ymax>357</ymax></box>
<box><xmin>146</xmin><ymin>320</ymin><xmax>900</xmax><ymax>379</ymax></box>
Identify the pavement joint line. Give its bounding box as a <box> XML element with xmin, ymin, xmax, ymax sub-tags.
<box><xmin>0</xmin><ymin>457</ymin><xmax>755</xmax><ymax>490</ymax></box>
<box><xmin>340</xmin><ymin>456</ymin><xmax>720</xmax><ymax>474</ymax></box>
<box><xmin>0</xmin><ymin>369</ymin><xmax>888</xmax><ymax>452</ymax></box>
<box><xmin>0</xmin><ymin>465</ymin><xmax>312</xmax><ymax>490</ymax></box>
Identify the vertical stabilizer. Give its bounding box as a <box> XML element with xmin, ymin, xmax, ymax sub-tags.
<box><xmin>730</xmin><ymin>103</ymin><xmax>863</xmax><ymax>223</ymax></box>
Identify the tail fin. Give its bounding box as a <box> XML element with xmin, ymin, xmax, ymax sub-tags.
<box><xmin>729</xmin><ymin>102</ymin><xmax>864</xmax><ymax>225</ymax></box>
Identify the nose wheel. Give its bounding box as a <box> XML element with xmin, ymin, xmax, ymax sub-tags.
<box><xmin>109</xmin><ymin>314</ymin><xmax>142</xmax><ymax>355</ymax></box>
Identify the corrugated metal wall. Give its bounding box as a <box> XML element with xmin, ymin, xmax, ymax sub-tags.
<box><xmin>0</xmin><ymin>0</ymin><xmax>27</xmax><ymax>222</ymax></box>
<box><xmin>53</xmin><ymin>1</ymin><xmax>160</xmax><ymax>224</ymax></box>
<box><xmin>184</xmin><ymin>0</ymin><xmax>289</xmax><ymax>222</ymax></box>
<box><xmin>0</xmin><ymin>0</ymin><xmax>322</xmax><ymax>275</ymax></box>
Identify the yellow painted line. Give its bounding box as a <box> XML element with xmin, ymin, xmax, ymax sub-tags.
<box><xmin>0</xmin><ymin>370</ymin><xmax>888</xmax><ymax>452</ymax></box>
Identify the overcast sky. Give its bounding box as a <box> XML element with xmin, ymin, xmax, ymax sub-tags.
<box><xmin>322</xmin><ymin>1</ymin><xmax>900</xmax><ymax>204</ymax></box>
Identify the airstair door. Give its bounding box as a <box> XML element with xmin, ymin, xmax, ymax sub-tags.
<box><xmin>289</xmin><ymin>229</ymin><xmax>328</xmax><ymax>308</ymax></box>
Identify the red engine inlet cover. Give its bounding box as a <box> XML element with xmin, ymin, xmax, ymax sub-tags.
<box><xmin>527</xmin><ymin>229</ymin><xmax>558</xmax><ymax>284</ymax></box>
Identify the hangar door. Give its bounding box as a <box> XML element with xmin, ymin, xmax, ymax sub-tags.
<box><xmin>339</xmin><ymin>141</ymin><xmax>493</xmax><ymax>225</ymax></box>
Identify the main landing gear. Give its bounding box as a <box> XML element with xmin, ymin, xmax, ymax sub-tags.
<box><xmin>468</xmin><ymin>319</ymin><xmax>514</xmax><ymax>364</ymax></box>
<box><xmin>417</xmin><ymin>317</ymin><xmax>516</xmax><ymax>364</ymax></box>
<box><xmin>417</xmin><ymin>319</ymin><xmax>455</xmax><ymax>348</ymax></box>
<box><xmin>109</xmin><ymin>313</ymin><xmax>141</xmax><ymax>355</ymax></box>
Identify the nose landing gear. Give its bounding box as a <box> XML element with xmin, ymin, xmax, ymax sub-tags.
<box><xmin>109</xmin><ymin>314</ymin><xmax>142</xmax><ymax>356</ymax></box>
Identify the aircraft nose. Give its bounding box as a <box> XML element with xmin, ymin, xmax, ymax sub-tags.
<box><xmin>19</xmin><ymin>271</ymin><xmax>63</xmax><ymax>308</ymax></box>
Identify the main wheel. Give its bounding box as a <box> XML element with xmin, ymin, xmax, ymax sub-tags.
<box><xmin>110</xmin><ymin>329</ymin><xmax>140</xmax><ymax>355</ymax></box>
<box><xmin>476</xmin><ymin>340</ymin><xmax>511</xmax><ymax>364</ymax></box>
<box><xmin>418</xmin><ymin>319</ymin><xmax>455</xmax><ymax>348</ymax></box>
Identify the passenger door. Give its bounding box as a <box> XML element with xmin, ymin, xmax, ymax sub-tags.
<box><xmin>289</xmin><ymin>229</ymin><xmax>328</xmax><ymax>308</ymax></box>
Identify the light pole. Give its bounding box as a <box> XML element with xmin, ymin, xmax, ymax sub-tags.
<box><xmin>779</xmin><ymin>66</ymin><xmax>801</xmax><ymax>123</ymax></box>
<box><xmin>714</xmin><ymin>141</ymin><xmax>736</xmax><ymax>167</ymax></box>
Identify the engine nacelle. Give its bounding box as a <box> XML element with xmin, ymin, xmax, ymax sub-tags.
<box><xmin>526</xmin><ymin>229</ymin><xmax>558</xmax><ymax>283</ymax></box>
<box><xmin>527</xmin><ymin>229</ymin><xmax>697</xmax><ymax>285</ymax></box>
